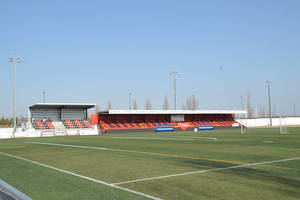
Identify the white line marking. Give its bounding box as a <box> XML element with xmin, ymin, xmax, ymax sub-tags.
<box><xmin>0</xmin><ymin>146</ymin><xmax>26</xmax><ymax>150</ymax></box>
<box><xmin>26</xmin><ymin>142</ymin><xmax>107</xmax><ymax>151</ymax></box>
<box><xmin>111</xmin><ymin>137</ymin><xmax>194</xmax><ymax>141</ymax></box>
<box><xmin>176</xmin><ymin>136</ymin><xmax>218</xmax><ymax>141</ymax></box>
<box><xmin>112</xmin><ymin>157</ymin><xmax>300</xmax><ymax>185</ymax></box>
<box><xmin>110</xmin><ymin>136</ymin><xmax>217</xmax><ymax>141</ymax></box>
<box><xmin>0</xmin><ymin>152</ymin><xmax>162</xmax><ymax>200</ymax></box>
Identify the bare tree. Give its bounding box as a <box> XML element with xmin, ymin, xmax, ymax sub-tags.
<box><xmin>258</xmin><ymin>105</ymin><xmax>262</xmax><ymax>117</ymax></box>
<box><xmin>181</xmin><ymin>104</ymin><xmax>186</xmax><ymax>110</ymax></box>
<box><xmin>145</xmin><ymin>99</ymin><xmax>152</xmax><ymax>110</ymax></box>
<box><xmin>247</xmin><ymin>92</ymin><xmax>254</xmax><ymax>118</ymax></box>
<box><xmin>191</xmin><ymin>95</ymin><xmax>199</xmax><ymax>110</ymax></box>
<box><xmin>95</xmin><ymin>105</ymin><xmax>100</xmax><ymax>113</ymax></box>
<box><xmin>184</xmin><ymin>96</ymin><xmax>199</xmax><ymax>110</ymax></box>
<box><xmin>273</xmin><ymin>104</ymin><xmax>276</xmax><ymax>117</ymax></box>
<box><xmin>163</xmin><ymin>96</ymin><xmax>169</xmax><ymax>110</ymax></box>
<box><xmin>18</xmin><ymin>115</ymin><xmax>26</xmax><ymax>126</ymax></box>
<box><xmin>107</xmin><ymin>101</ymin><xmax>112</xmax><ymax>110</ymax></box>
<box><xmin>186</xmin><ymin>96</ymin><xmax>193</xmax><ymax>110</ymax></box>
<box><xmin>133</xmin><ymin>100</ymin><xmax>138</xmax><ymax>110</ymax></box>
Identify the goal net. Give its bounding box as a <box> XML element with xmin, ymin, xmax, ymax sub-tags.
<box><xmin>239</xmin><ymin>119</ymin><xmax>249</xmax><ymax>134</ymax></box>
<box><xmin>279</xmin><ymin>117</ymin><xmax>288</xmax><ymax>134</ymax></box>
<box><xmin>239</xmin><ymin>117</ymin><xmax>288</xmax><ymax>135</ymax></box>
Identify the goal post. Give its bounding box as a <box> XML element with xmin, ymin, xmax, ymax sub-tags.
<box><xmin>239</xmin><ymin>117</ymin><xmax>289</xmax><ymax>135</ymax></box>
<box><xmin>279</xmin><ymin>116</ymin><xmax>288</xmax><ymax>134</ymax></box>
<box><xmin>240</xmin><ymin>119</ymin><xmax>248</xmax><ymax>134</ymax></box>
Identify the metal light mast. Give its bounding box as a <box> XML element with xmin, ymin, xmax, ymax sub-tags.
<box><xmin>170</xmin><ymin>71</ymin><xmax>179</xmax><ymax>110</ymax></box>
<box><xmin>43</xmin><ymin>90</ymin><xmax>46</xmax><ymax>103</ymax></box>
<box><xmin>266</xmin><ymin>80</ymin><xmax>272</xmax><ymax>126</ymax></box>
<box><xmin>9</xmin><ymin>56</ymin><xmax>21</xmax><ymax>135</ymax></box>
<box><xmin>129</xmin><ymin>92</ymin><xmax>132</xmax><ymax>110</ymax></box>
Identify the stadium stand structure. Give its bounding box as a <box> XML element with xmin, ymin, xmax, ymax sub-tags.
<box><xmin>26</xmin><ymin>103</ymin><xmax>96</xmax><ymax>136</ymax></box>
<box><xmin>91</xmin><ymin>110</ymin><xmax>246</xmax><ymax>133</ymax></box>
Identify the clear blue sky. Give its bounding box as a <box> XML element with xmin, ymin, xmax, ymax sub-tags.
<box><xmin>1</xmin><ymin>0</ymin><xmax>299</xmax><ymax>117</ymax></box>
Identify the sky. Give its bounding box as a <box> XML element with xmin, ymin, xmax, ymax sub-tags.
<box><xmin>1</xmin><ymin>0</ymin><xmax>300</xmax><ymax>117</ymax></box>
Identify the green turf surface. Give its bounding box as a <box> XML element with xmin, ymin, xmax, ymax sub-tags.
<box><xmin>0</xmin><ymin>127</ymin><xmax>299</xmax><ymax>199</ymax></box>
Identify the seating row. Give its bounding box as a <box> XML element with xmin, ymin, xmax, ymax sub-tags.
<box><xmin>32</xmin><ymin>120</ymin><xmax>55</xmax><ymax>130</ymax></box>
<box><xmin>62</xmin><ymin>120</ymin><xmax>92</xmax><ymax>129</ymax></box>
<box><xmin>32</xmin><ymin>120</ymin><xmax>92</xmax><ymax>130</ymax></box>
<box><xmin>99</xmin><ymin>120</ymin><xmax>238</xmax><ymax>130</ymax></box>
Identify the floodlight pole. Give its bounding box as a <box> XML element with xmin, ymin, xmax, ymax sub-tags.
<box><xmin>170</xmin><ymin>71</ymin><xmax>179</xmax><ymax>110</ymax></box>
<box><xmin>129</xmin><ymin>92</ymin><xmax>132</xmax><ymax>110</ymax></box>
<box><xmin>240</xmin><ymin>96</ymin><xmax>245</xmax><ymax>134</ymax></box>
<box><xmin>192</xmin><ymin>95</ymin><xmax>195</xmax><ymax>110</ymax></box>
<box><xmin>266</xmin><ymin>80</ymin><xmax>272</xmax><ymax>126</ymax></box>
<box><xmin>13</xmin><ymin>59</ymin><xmax>16</xmax><ymax>133</ymax></box>
<box><xmin>43</xmin><ymin>90</ymin><xmax>45</xmax><ymax>103</ymax></box>
<box><xmin>9</xmin><ymin>56</ymin><xmax>21</xmax><ymax>136</ymax></box>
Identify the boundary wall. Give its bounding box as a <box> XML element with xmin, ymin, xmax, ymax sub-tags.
<box><xmin>236</xmin><ymin>117</ymin><xmax>300</xmax><ymax>128</ymax></box>
<box><xmin>0</xmin><ymin>126</ymin><xmax>98</xmax><ymax>139</ymax></box>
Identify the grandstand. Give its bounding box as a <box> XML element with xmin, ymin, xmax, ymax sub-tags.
<box><xmin>23</xmin><ymin>103</ymin><xmax>97</xmax><ymax>137</ymax></box>
<box><xmin>91</xmin><ymin>109</ymin><xmax>246</xmax><ymax>132</ymax></box>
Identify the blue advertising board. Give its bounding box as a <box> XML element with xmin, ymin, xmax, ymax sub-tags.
<box><xmin>155</xmin><ymin>127</ymin><xmax>174</xmax><ymax>132</ymax></box>
<box><xmin>197</xmin><ymin>126</ymin><xmax>214</xmax><ymax>131</ymax></box>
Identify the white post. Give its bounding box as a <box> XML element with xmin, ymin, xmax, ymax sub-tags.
<box><xmin>279</xmin><ymin>116</ymin><xmax>282</xmax><ymax>134</ymax></box>
<box><xmin>266</xmin><ymin>80</ymin><xmax>272</xmax><ymax>126</ymax></box>
<box><xmin>241</xmin><ymin>121</ymin><xmax>244</xmax><ymax>134</ymax></box>
<box><xmin>240</xmin><ymin>96</ymin><xmax>245</xmax><ymax>134</ymax></box>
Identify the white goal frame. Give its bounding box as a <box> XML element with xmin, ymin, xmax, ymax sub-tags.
<box><xmin>279</xmin><ymin>116</ymin><xmax>288</xmax><ymax>134</ymax></box>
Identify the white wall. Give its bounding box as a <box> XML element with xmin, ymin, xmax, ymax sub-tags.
<box><xmin>0</xmin><ymin>126</ymin><xmax>98</xmax><ymax>139</ymax></box>
<box><xmin>236</xmin><ymin>117</ymin><xmax>300</xmax><ymax>127</ymax></box>
<box><xmin>0</xmin><ymin>128</ymin><xmax>13</xmax><ymax>139</ymax></box>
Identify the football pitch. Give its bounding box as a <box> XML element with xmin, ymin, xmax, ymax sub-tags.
<box><xmin>0</xmin><ymin>128</ymin><xmax>299</xmax><ymax>200</ymax></box>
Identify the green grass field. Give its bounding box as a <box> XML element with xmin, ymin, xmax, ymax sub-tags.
<box><xmin>0</xmin><ymin>128</ymin><xmax>300</xmax><ymax>200</ymax></box>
